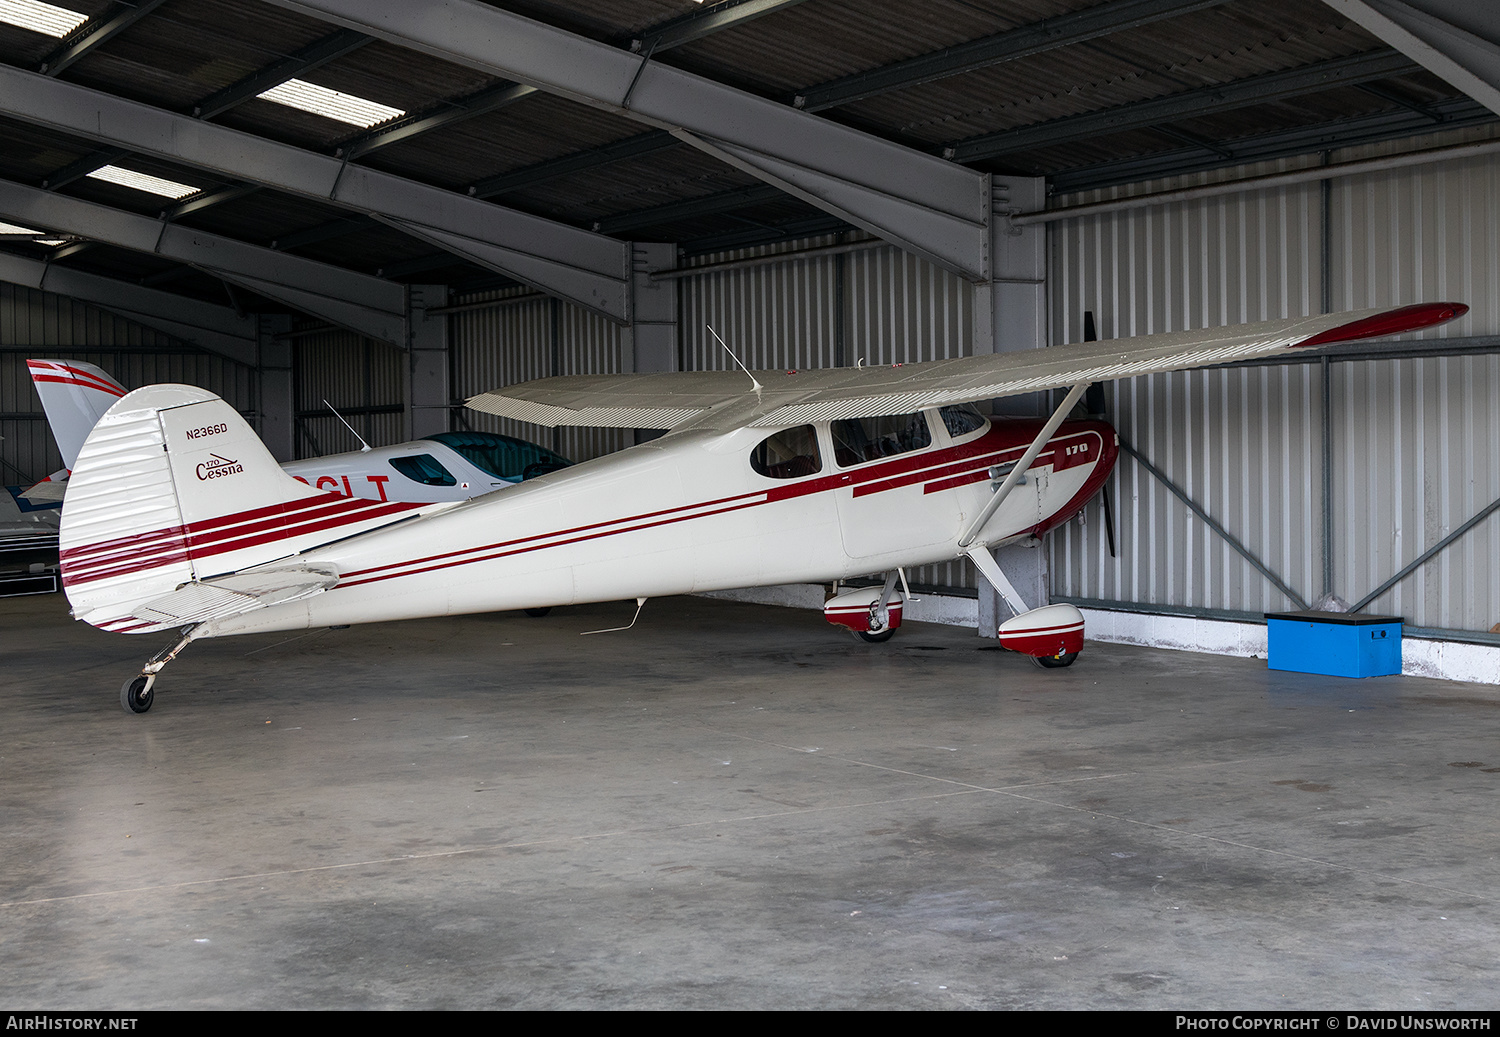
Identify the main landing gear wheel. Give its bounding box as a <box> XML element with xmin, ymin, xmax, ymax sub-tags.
<box><xmin>524</xmin><ymin>607</ymin><xmax>552</xmax><ymax>618</ymax></box>
<box><xmin>1032</xmin><ymin>651</ymin><xmax>1078</xmax><ymax>669</ymax></box>
<box><xmin>120</xmin><ymin>674</ymin><xmax>156</xmax><ymax>714</ymax></box>
<box><xmin>856</xmin><ymin>628</ymin><xmax>896</xmax><ymax>644</ymax></box>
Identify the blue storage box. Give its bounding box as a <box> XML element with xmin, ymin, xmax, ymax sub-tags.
<box><xmin>1264</xmin><ymin>611</ymin><xmax>1403</xmax><ymax>678</ymax></box>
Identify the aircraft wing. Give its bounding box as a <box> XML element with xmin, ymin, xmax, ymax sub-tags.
<box><xmin>466</xmin><ymin>303</ymin><xmax>1466</xmax><ymax>431</ymax></box>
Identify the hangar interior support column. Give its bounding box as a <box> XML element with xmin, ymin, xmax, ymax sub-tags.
<box><xmin>257</xmin><ymin>315</ymin><xmax>294</xmax><ymax>463</ymax></box>
<box><xmin>974</xmin><ymin>175</ymin><xmax>1050</xmax><ymax>634</ymax></box>
<box><xmin>407</xmin><ymin>285</ymin><xmax>450</xmax><ymax>442</ymax></box>
<box><xmin>624</xmin><ymin>244</ymin><xmax>677</xmax><ymax>446</ymax></box>
<box><xmin>624</xmin><ymin>244</ymin><xmax>677</xmax><ymax>375</ymax></box>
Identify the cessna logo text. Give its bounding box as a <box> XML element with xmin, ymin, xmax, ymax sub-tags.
<box><xmin>196</xmin><ymin>454</ymin><xmax>243</xmax><ymax>481</ymax></box>
<box><xmin>186</xmin><ymin>423</ymin><xmax>228</xmax><ymax>439</ymax></box>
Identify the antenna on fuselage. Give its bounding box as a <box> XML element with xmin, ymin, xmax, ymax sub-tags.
<box><xmin>707</xmin><ymin>325</ymin><xmax>762</xmax><ymax>395</ymax></box>
<box><xmin>580</xmin><ymin>597</ymin><xmax>649</xmax><ymax>636</ymax></box>
<box><xmin>324</xmin><ymin>399</ymin><xmax>372</xmax><ymax>453</ymax></box>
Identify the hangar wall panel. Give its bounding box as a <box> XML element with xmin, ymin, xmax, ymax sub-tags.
<box><xmin>294</xmin><ymin>327</ymin><xmax>404</xmax><ymax>459</ymax></box>
<box><xmin>1048</xmin><ymin>130</ymin><xmax>1500</xmax><ymax>635</ymax></box>
<box><xmin>448</xmin><ymin>289</ymin><xmax>629</xmax><ymax>464</ymax></box>
<box><xmin>0</xmin><ymin>284</ymin><xmax>252</xmax><ymax>486</ymax></box>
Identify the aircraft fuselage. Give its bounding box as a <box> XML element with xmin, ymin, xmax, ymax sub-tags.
<box><xmin>202</xmin><ymin>411</ymin><xmax>1117</xmax><ymax>637</ymax></box>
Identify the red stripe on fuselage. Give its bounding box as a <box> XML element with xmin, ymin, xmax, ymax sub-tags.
<box><xmin>62</xmin><ymin>494</ymin><xmax>422</xmax><ymax>587</ymax></box>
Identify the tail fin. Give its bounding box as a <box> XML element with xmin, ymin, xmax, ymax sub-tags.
<box><xmin>61</xmin><ymin>384</ymin><xmax>424</xmax><ymax>633</ymax></box>
<box><xmin>27</xmin><ymin>359</ymin><xmax>129</xmax><ymax>471</ymax></box>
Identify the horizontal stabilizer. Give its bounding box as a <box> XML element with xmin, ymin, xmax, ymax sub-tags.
<box><xmin>135</xmin><ymin>566</ymin><xmax>338</xmax><ymax>626</ymax></box>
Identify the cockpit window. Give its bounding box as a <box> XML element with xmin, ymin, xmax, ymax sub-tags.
<box><xmin>831</xmin><ymin>412</ymin><xmax>931</xmax><ymax>467</ymax></box>
<box><xmin>939</xmin><ymin>404</ymin><xmax>988</xmax><ymax>439</ymax></box>
<box><xmin>750</xmin><ymin>426</ymin><xmax>822</xmax><ymax>479</ymax></box>
<box><xmin>428</xmin><ymin>431</ymin><xmax>572</xmax><ymax>482</ymax></box>
<box><xmin>389</xmin><ymin>454</ymin><xmax>457</xmax><ymax>486</ymax></box>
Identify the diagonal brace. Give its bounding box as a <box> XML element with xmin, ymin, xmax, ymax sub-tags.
<box><xmin>1350</xmin><ymin>492</ymin><xmax>1500</xmax><ymax>614</ymax></box>
<box><xmin>1118</xmin><ymin>437</ymin><xmax>1310</xmax><ymax>611</ymax></box>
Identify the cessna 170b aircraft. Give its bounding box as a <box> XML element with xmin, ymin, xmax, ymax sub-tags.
<box><xmin>52</xmin><ymin>303</ymin><xmax>1466</xmax><ymax>713</ymax></box>
<box><xmin>26</xmin><ymin>358</ymin><xmax>572</xmax><ymax>504</ymax></box>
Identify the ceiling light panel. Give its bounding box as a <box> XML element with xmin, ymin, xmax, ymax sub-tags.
<box><xmin>0</xmin><ymin>0</ymin><xmax>88</xmax><ymax>37</ymax></box>
<box><xmin>0</xmin><ymin>219</ymin><xmax>43</xmax><ymax>235</ymax></box>
<box><xmin>86</xmin><ymin>165</ymin><xmax>200</xmax><ymax>200</ymax></box>
<box><xmin>256</xmin><ymin>79</ymin><xmax>405</xmax><ymax>128</ymax></box>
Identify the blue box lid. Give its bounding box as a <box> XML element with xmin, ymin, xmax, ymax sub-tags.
<box><xmin>1265</xmin><ymin>610</ymin><xmax>1402</xmax><ymax>625</ymax></box>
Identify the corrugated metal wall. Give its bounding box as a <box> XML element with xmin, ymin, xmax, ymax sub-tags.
<box><xmin>293</xmin><ymin>327</ymin><xmax>404</xmax><ymax>459</ymax></box>
<box><xmin>0</xmin><ymin>284</ymin><xmax>253</xmax><ymax>486</ymax></box>
<box><xmin>1048</xmin><ymin>126</ymin><xmax>1500</xmax><ymax>635</ymax></box>
<box><xmin>448</xmin><ymin>288</ymin><xmax>629</xmax><ymax>463</ymax></box>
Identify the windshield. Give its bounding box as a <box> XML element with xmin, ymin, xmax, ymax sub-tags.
<box><xmin>428</xmin><ymin>431</ymin><xmax>573</xmax><ymax>482</ymax></box>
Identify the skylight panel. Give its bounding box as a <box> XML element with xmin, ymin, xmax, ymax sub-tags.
<box><xmin>0</xmin><ymin>220</ymin><xmax>69</xmax><ymax>246</ymax></box>
<box><xmin>86</xmin><ymin>165</ymin><xmax>200</xmax><ymax>200</ymax></box>
<box><xmin>256</xmin><ymin>79</ymin><xmax>405</xmax><ymax>128</ymax></box>
<box><xmin>0</xmin><ymin>0</ymin><xmax>88</xmax><ymax>37</ymax></box>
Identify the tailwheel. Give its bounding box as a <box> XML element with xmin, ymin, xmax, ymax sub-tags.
<box><xmin>524</xmin><ymin>607</ymin><xmax>552</xmax><ymax>618</ymax></box>
<box><xmin>120</xmin><ymin>674</ymin><xmax>156</xmax><ymax>714</ymax></box>
<box><xmin>1032</xmin><ymin>650</ymin><xmax>1078</xmax><ymax>669</ymax></box>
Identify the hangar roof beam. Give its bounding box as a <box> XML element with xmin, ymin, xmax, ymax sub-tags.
<box><xmin>1048</xmin><ymin>95</ymin><xmax>1495</xmax><ymax>193</ymax></box>
<box><xmin>261</xmin><ymin>0</ymin><xmax>992</xmax><ymax>281</ymax></box>
<box><xmin>0</xmin><ymin>177</ymin><xmax>407</xmax><ymax>344</ymax></box>
<box><xmin>38</xmin><ymin>27</ymin><xmax>373</xmax><ymax>195</ymax></box>
<box><xmin>1321</xmin><ymin>0</ymin><xmax>1500</xmax><ymax>118</ymax></box>
<box><xmin>38</xmin><ymin>0</ymin><xmax>170</xmax><ymax>77</ymax></box>
<box><xmin>793</xmin><ymin>0</ymin><xmax>1233</xmax><ymax>112</ymax></box>
<box><xmin>945</xmin><ymin>49</ymin><xmax>1421</xmax><ymax>163</ymax></box>
<box><xmin>339</xmin><ymin>0</ymin><xmax>809</xmax><ymax>161</ymax></box>
<box><xmin>0</xmin><ymin>67</ymin><xmax>635</xmax><ymax>322</ymax></box>
<box><xmin>0</xmin><ymin>250</ymin><xmax>258</xmax><ymax>365</ymax></box>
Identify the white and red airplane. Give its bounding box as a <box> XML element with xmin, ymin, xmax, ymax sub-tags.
<box><xmin>53</xmin><ymin>303</ymin><xmax>1466</xmax><ymax>713</ymax></box>
<box><xmin>26</xmin><ymin>358</ymin><xmax>572</xmax><ymax>505</ymax></box>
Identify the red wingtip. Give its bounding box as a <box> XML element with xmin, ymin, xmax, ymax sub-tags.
<box><xmin>1297</xmin><ymin>302</ymin><xmax>1468</xmax><ymax>348</ymax></box>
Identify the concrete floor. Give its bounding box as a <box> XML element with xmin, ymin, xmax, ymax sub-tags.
<box><xmin>2</xmin><ymin>590</ymin><xmax>1498</xmax><ymax>1010</ymax></box>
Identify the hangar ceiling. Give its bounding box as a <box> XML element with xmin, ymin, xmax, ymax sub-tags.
<box><xmin>0</xmin><ymin>0</ymin><xmax>1494</xmax><ymax>325</ymax></box>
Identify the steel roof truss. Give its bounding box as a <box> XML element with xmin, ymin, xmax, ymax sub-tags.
<box><xmin>0</xmin><ymin>66</ymin><xmax>633</xmax><ymax>321</ymax></box>
<box><xmin>0</xmin><ymin>178</ymin><xmax>406</xmax><ymax>344</ymax></box>
<box><xmin>1322</xmin><ymin>0</ymin><xmax>1500</xmax><ymax>117</ymax></box>
<box><xmin>0</xmin><ymin>250</ymin><xmax>258</xmax><ymax>364</ymax></box>
<box><xmin>261</xmin><ymin>0</ymin><xmax>992</xmax><ymax>281</ymax></box>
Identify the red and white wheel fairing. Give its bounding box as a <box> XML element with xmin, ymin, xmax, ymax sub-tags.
<box><xmin>997</xmin><ymin>603</ymin><xmax>1085</xmax><ymax>658</ymax></box>
<box><xmin>823</xmin><ymin>587</ymin><xmax>904</xmax><ymax>633</ymax></box>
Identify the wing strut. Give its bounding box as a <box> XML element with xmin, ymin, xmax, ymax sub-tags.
<box><xmin>957</xmin><ymin>381</ymin><xmax>1089</xmax><ymax>550</ymax></box>
<box><xmin>963</xmin><ymin>544</ymin><xmax>1031</xmax><ymax>618</ymax></box>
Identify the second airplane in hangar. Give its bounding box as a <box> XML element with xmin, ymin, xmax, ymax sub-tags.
<box><xmin>26</xmin><ymin>358</ymin><xmax>572</xmax><ymax>505</ymax></box>
<box><xmin>47</xmin><ymin>303</ymin><xmax>1467</xmax><ymax>713</ymax></box>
